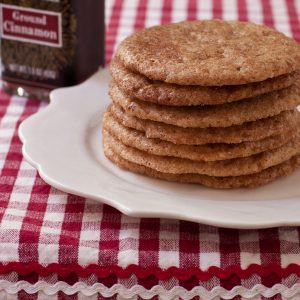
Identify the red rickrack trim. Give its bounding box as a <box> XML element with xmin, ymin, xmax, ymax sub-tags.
<box><xmin>1</xmin><ymin>263</ymin><xmax>300</xmax><ymax>281</ymax></box>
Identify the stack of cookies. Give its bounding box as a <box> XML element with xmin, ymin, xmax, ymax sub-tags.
<box><xmin>103</xmin><ymin>20</ymin><xmax>300</xmax><ymax>188</ymax></box>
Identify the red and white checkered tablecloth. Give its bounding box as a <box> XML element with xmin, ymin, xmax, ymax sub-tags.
<box><xmin>1</xmin><ymin>0</ymin><xmax>300</xmax><ymax>299</ymax></box>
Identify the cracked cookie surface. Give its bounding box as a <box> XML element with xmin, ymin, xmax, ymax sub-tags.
<box><xmin>116</xmin><ymin>20</ymin><xmax>300</xmax><ymax>86</ymax></box>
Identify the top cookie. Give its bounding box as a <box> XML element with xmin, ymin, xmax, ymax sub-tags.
<box><xmin>115</xmin><ymin>20</ymin><xmax>300</xmax><ymax>86</ymax></box>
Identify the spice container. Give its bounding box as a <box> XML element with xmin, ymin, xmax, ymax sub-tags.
<box><xmin>0</xmin><ymin>0</ymin><xmax>105</xmax><ymax>100</ymax></box>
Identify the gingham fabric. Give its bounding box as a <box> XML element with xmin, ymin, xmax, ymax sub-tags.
<box><xmin>1</xmin><ymin>0</ymin><xmax>300</xmax><ymax>299</ymax></box>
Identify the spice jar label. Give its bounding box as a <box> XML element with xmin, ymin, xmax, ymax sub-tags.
<box><xmin>0</xmin><ymin>4</ymin><xmax>62</xmax><ymax>47</ymax></box>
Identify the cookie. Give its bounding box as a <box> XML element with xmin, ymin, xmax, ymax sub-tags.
<box><xmin>103</xmin><ymin>129</ymin><xmax>300</xmax><ymax>177</ymax></box>
<box><xmin>116</xmin><ymin>20</ymin><xmax>300</xmax><ymax>86</ymax></box>
<box><xmin>110</xmin><ymin>81</ymin><xmax>300</xmax><ymax>128</ymax></box>
<box><xmin>103</xmin><ymin>111</ymin><xmax>297</xmax><ymax>161</ymax></box>
<box><xmin>110</xmin><ymin>58</ymin><xmax>299</xmax><ymax>106</ymax></box>
<box><xmin>104</xmin><ymin>144</ymin><xmax>300</xmax><ymax>189</ymax></box>
<box><xmin>110</xmin><ymin>104</ymin><xmax>300</xmax><ymax>145</ymax></box>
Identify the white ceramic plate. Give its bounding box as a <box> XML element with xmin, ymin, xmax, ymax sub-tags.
<box><xmin>19</xmin><ymin>69</ymin><xmax>300</xmax><ymax>229</ymax></box>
